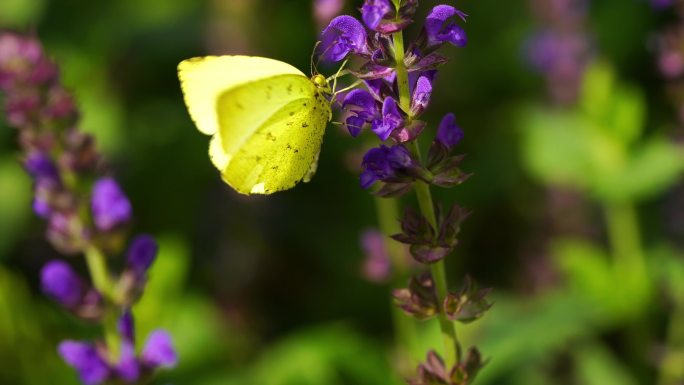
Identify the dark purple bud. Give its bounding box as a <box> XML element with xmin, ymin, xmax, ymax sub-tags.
<box><xmin>371</xmin><ymin>97</ymin><xmax>404</xmax><ymax>140</ymax></box>
<box><xmin>425</xmin><ymin>5</ymin><xmax>468</xmax><ymax>48</ymax></box>
<box><xmin>319</xmin><ymin>16</ymin><xmax>369</xmax><ymax>62</ymax></box>
<box><xmin>393</xmin><ymin>273</ymin><xmax>439</xmax><ymax>320</ymax></box>
<box><xmin>41</xmin><ymin>260</ymin><xmax>84</xmax><ymax>307</ymax></box>
<box><xmin>444</xmin><ymin>276</ymin><xmax>493</xmax><ymax>324</ymax></box>
<box><xmin>91</xmin><ymin>177</ymin><xmax>132</xmax><ymax>232</ymax></box>
<box><xmin>652</xmin><ymin>0</ymin><xmax>674</xmax><ymax>9</ymax></box>
<box><xmin>0</xmin><ymin>34</ymin><xmax>43</xmax><ymax>89</ymax></box>
<box><xmin>47</xmin><ymin>211</ymin><xmax>88</xmax><ymax>255</ymax></box>
<box><xmin>142</xmin><ymin>330</ymin><xmax>178</xmax><ymax>369</ymax></box>
<box><xmin>360</xmin><ymin>169</ymin><xmax>378</xmax><ymax>189</ymax></box>
<box><xmin>24</xmin><ymin>152</ymin><xmax>60</xmax><ymax>182</ymax></box>
<box><xmin>58</xmin><ymin>341</ymin><xmax>110</xmax><ymax>385</ymax></box>
<box><xmin>127</xmin><ymin>234</ymin><xmax>158</xmax><ymax>277</ymax></box>
<box><xmin>410</xmin><ymin>75</ymin><xmax>433</xmax><ymax>116</ymax></box>
<box><xmin>361</xmin><ymin>0</ymin><xmax>394</xmax><ymax>31</ymax></box>
<box><xmin>360</xmin><ymin>229</ymin><xmax>392</xmax><ymax>282</ymax></box>
<box><xmin>118</xmin><ymin>310</ymin><xmax>136</xmax><ymax>343</ymax></box>
<box><xmin>436</xmin><ymin>113</ymin><xmax>463</xmax><ymax>150</ymax></box>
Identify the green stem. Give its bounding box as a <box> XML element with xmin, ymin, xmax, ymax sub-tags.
<box><xmin>603</xmin><ymin>203</ymin><xmax>649</xmax><ymax>304</ymax></box>
<box><xmin>658</xmin><ymin>295</ymin><xmax>684</xmax><ymax>385</ymax></box>
<box><xmin>85</xmin><ymin>247</ymin><xmax>120</xmax><ymax>361</ymax></box>
<box><xmin>393</xmin><ymin>24</ymin><xmax>461</xmax><ymax>367</ymax></box>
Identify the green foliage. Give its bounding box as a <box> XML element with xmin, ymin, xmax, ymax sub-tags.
<box><xmin>0</xmin><ymin>158</ymin><xmax>31</xmax><ymax>259</ymax></box>
<box><xmin>520</xmin><ymin>61</ymin><xmax>684</xmax><ymax>203</ymax></box>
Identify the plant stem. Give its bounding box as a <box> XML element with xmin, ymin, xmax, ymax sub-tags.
<box><xmin>603</xmin><ymin>203</ymin><xmax>649</xmax><ymax>306</ymax></box>
<box><xmin>85</xmin><ymin>246</ymin><xmax>120</xmax><ymax>360</ymax></box>
<box><xmin>392</xmin><ymin>26</ymin><xmax>462</xmax><ymax>367</ymax></box>
<box><xmin>412</xmin><ymin>142</ymin><xmax>462</xmax><ymax>366</ymax></box>
<box><xmin>658</xmin><ymin>294</ymin><xmax>684</xmax><ymax>385</ymax></box>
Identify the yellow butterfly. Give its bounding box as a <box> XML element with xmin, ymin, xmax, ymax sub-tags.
<box><xmin>178</xmin><ymin>56</ymin><xmax>332</xmax><ymax>195</ymax></box>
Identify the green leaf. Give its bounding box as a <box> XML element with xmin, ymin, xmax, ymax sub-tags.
<box><xmin>593</xmin><ymin>138</ymin><xmax>684</xmax><ymax>202</ymax></box>
<box><xmin>0</xmin><ymin>159</ymin><xmax>31</xmax><ymax>259</ymax></box>
<box><xmin>574</xmin><ymin>342</ymin><xmax>638</xmax><ymax>385</ymax></box>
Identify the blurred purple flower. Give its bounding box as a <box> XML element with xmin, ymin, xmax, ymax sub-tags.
<box><xmin>361</xmin><ymin>229</ymin><xmax>392</xmax><ymax>282</ymax></box>
<box><xmin>425</xmin><ymin>5</ymin><xmax>468</xmax><ymax>48</ymax></box>
<box><xmin>41</xmin><ymin>260</ymin><xmax>84</xmax><ymax>307</ymax></box>
<box><xmin>436</xmin><ymin>113</ymin><xmax>463</xmax><ymax>149</ymax></box>
<box><xmin>314</xmin><ymin>0</ymin><xmax>345</xmax><ymax>28</ymax></box>
<box><xmin>319</xmin><ymin>15</ymin><xmax>369</xmax><ymax>62</ymax></box>
<box><xmin>142</xmin><ymin>330</ymin><xmax>178</xmax><ymax>368</ymax></box>
<box><xmin>58</xmin><ymin>341</ymin><xmax>110</xmax><ymax>385</ymax></box>
<box><xmin>91</xmin><ymin>177</ymin><xmax>132</xmax><ymax>232</ymax></box>
<box><xmin>127</xmin><ymin>234</ymin><xmax>158</xmax><ymax>277</ymax></box>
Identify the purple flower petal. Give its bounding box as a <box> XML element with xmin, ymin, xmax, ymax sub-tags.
<box><xmin>91</xmin><ymin>177</ymin><xmax>132</xmax><ymax>232</ymax></box>
<box><xmin>425</xmin><ymin>5</ymin><xmax>468</xmax><ymax>47</ymax></box>
<box><xmin>343</xmin><ymin>89</ymin><xmax>377</xmax><ymax>112</ymax></box>
<box><xmin>346</xmin><ymin>116</ymin><xmax>366</xmax><ymax>137</ymax></box>
<box><xmin>58</xmin><ymin>341</ymin><xmax>110</xmax><ymax>385</ymax></box>
<box><xmin>410</xmin><ymin>75</ymin><xmax>433</xmax><ymax>116</ymax></box>
<box><xmin>361</xmin><ymin>0</ymin><xmax>394</xmax><ymax>30</ymax></box>
<box><xmin>319</xmin><ymin>16</ymin><xmax>368</xmax><ymax>62</ymax></box>
<box><xmin>24</xmin><ymin>152</ymin><xmax>60</xmax><ymax>182</ymax></box>
<box><xmin>361</xmin><ymin>229</ymin><xmax>391</xmax><ymax>282</ymax></box>
<box><xmin>116</xmin><ymin>341</ymin><xmax>139</xmax><ymax>382</ymax></box>
<box><xmin>360</xmin><ymin>144</ymin><xmax>413</xmax><ymax>188</ymax></box>
<box><xmin>371</xmin><ymin>97</ymin><xmax>404</xmax><ymax>140</ymax></box>
<box><xmin>142</xmin><ymin>330</ymin><xmax>177</xmax><ymax>369</ymax></box>
<box><xmin>436</xmin><ymin>113</ymin><xmax>464</xmax><ymax>149</ymax></box>
<box><xmin>41</xmin><ymin>260</ymin><xmax>83</xmax><ymax>307</ymax></box>
<box><xmin>127</xmin><ymin>235</ymin><xmax>158</xmax><ymax>277</ymax></box>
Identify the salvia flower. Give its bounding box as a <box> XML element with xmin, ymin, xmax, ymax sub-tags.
<box><xmin>58</xmin><ymin>313</ymin><xmax>177</xmax><ymax>385</ymax></box>
<box><xmin>436</xmin><ymin>113</ymin><xmax>464</xmax><ymax>150</ymax></box>
<box><xmin>58</xmin><ymin>341</ymin><xmax>110</xmax><ymax>385</ymax></box>
<box><xmin>41</xmin><ymin>260</ymin><xmax>84</xmax><ymax>307</ymax></box>
<box><xmin>91</xmin><ymin>177</ymin><xmax>132</xmax><ymax>232</ymax></box>
<box><xmin>361</xmin><ymin>0</ymin><xmax>395</xmax><ymax>31</ymax></box>
<box><xmin>126</xmin><ymin>234</ymin><xmax>158</xmax><ymax>277</ymax></box>
<box><xmin>361</xmin><ymin>229</ymin><xmax>392</xmax><ymax>282</ymax></box>
<box><xmin>409</xmin><ymin>349</ymin><xmax>485</xmax><ymax>385</ymax></box>
<box><xmin>360</xmin><ymin>144</ymin><xmax>413</xmax><ymax>188</ymax></box>
<box><xmin>319</xmin><ymin>15</ymin><xmax>369</xmax><ymax>62</ymax></box>
<box><xmin>424</xmin><ymin>5</ymin><xmax>468</xmax><ymax>48</ymax></box>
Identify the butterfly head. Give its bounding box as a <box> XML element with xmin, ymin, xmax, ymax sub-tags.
<box><xmin>311</xmin><ymin>74</ymin><xmax>332</xmax><ymax>95</ymax></box>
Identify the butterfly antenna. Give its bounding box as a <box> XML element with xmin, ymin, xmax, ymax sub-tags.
<box><xmin>311</xmin><ymin>41</ymin><xmax>322</xmax><ymax>76</ymax></box>
<box><xmin>331</xmin><ymin>79</ymin><xmax>363</xmax><ymax>105</ymax></box>
<box><xmin>331</xmin><ymin>58</ymin><xmax>349</xmax><ymax>94</ymax></box>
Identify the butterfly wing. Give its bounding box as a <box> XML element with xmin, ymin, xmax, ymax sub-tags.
<box><xmin>216</xmin><ymin>74</ymin><xmax>330</xmax><ymax>194</ymax></box>
<box><xmin>178</xmin><ymin>55</ymin><xmax>331</xmax><ymax>195</ymax></box>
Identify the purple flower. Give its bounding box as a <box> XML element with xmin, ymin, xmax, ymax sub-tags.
<box><xmin>410</xmin><ymin>75</ymin><xmax>433</xmax><ymax>116</ymax></box>
<box><xmin>127</xmin><ymin>235</ymin><xmax>158</xmax><ymax>276</ymax></box>
<box><xmin>24</xmin><ymin>152</ymin><xmax>60</xmax><ymax>183</ymax></box>
<box><xmin>360</xmin><ymin>145</ymin><xmax>413</xmax><ymax>188</ymax></box>
<box><xmin>41</xmin><ymin>260</ymin><xmax>84</xmax><ymax>307</ymax></box>
<box><xmin>142</xmin><ymin>330</ymin><xmax>178</xmax><ymax>369</ymax></box>
<box><xmin>319</xmin><ymin>16</ymin><xmax>369</xmax><ymax>62</ymax></box>
<box><xmin>361</xmin><ymin>0</ymin><xmax>394</xmax><ymax>31</ymax></box>
<box><xmin>58</xmin><ymin>341</ymin><xmax>110</xmax><ymax>385</ymax></box>
<box><xmin>361</xmin><ymin>229</ymin><xmax>392</xmax><ymax>282</ymax></box>
<box><xmin>425</xmin><ymin>5</ymin><xmax>468</xmax><ymax>48</ymax></box>
<box><xmin>436</xmin><ymin>113</ymin><xmax>463</xmax><ymax>149</ymax></box>
<box><xmin>652</xmin><ymin>0</ymin><xmax>673</xmax><ymax>9</ymax></box>
<box><xmin>372</xmin><ymin>97</ymin><xmax>404</xmax><ymax>140</ymax></box>
<box><xmin>314</xmin><ymin>0</ymin><xmax>345</xmax><ymax>28</ymax></box>
<box><xmin>91</xmin><ymin>177</ymin><xmax>132</xmax><ymax>232</ymax></box>
<box><xmin>116</xmin><ymin>310</ymin><xmax>139</xmax><ymax>382</ymax></box>
<box><xmin>343</xmin><ymin>89</ymin><xmax>377</xmax><ymax>136</ymax></box>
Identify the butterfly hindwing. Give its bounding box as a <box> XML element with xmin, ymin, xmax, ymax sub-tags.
<box><xmin>216</xmin><ymin>75</ymin><xmax>330</xmax><ymax>194</ymax></box>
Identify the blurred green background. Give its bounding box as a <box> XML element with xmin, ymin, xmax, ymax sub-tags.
<box><xmin>1</xmin><ymin>0</ymin><xmax>684</xmax><ymax>384</ymax></box>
